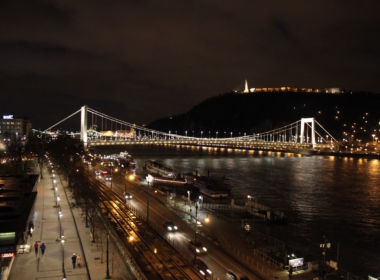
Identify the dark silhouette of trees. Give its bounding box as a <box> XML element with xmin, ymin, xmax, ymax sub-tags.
<box><xmin>25</xmin><ymin>132</ymin><xmax>49</xmax><ymax>178</ymax></box>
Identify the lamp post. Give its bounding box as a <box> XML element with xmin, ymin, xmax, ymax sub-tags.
<box><xmin>185</xmin><ymin>131</ymin><xmax>187</xmax><ymax>137</ymax></box>
<box><xmin>61</xmin><ymin>238</ymin><xmax>66</xmax><ymax>279</ymax></box>
<box><xmin>201</xmin><ymin>131</ymin><xmax>203</xmax><ymax>138</ymax></box>
<box><xmin>193</xmin><ymin>199</ymin><xmax>209</xmax><ymax>265</ymax></box>
<box><xmin>320</xmin><ymin>236</ymin><xmax>331</xmax><ymax>274</ymax></box>
<box><xmin>192</xmin><ymin>131</ymin><xmax>194</xmax><ymax>137</ymax></box>
<box><xmin>216</xmin><ymin>131</ymin><xmax>218</xmax><ymax>138</ymax></box>
<box><xmin>124</xmin><ymin>183</ymin><xmax>127</xmax><ymax>204</ymax></box>
<box><xmin>105</xmin><ymin>210</ymin><xmax>110</xmax><ymax>279</ymax></box>
<box><xmin>194</xmin><ymin>199</ymin><xmax>198</xmax><ymax>264</ymax></box>
<box><xmin>110</xmin><ymin>168</ymin><xmax>113</xmax><ymax>189</ymax></box>
<box><xmin>146</xmin><ymin>175</ymin><xmax>152</xmax><ymax>224</ymax></box>
<box><xmin>224</xmin><ymin>132</ymin><xmax>226</xmax><ymax>138</ymax></box>
<box><xmin>231</xmin><ymin>132</ymin><xmax>233</xmax><ymax>138</ymax></box>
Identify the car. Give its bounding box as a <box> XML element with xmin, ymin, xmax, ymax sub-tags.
<box><xmin>95</xmin><ymin>171</ymin><xmax>101</xmax><ymax>176</ymax></box>
<box><xmin>162</xmin><ymin>220</ymin><xmax>178</xmax><ymax>231</ymax></box>
<box><xmin>101</xmin><ymin>169</ymin><xmax>108</xmax><ymax>175</ymax></box>
<box><xmin>196</xmin><ymin>259</ymin><xmax>212</xmax><ymax>276</ymax></box>
<box><xmin>124</xmin><ymin>192</ymin><xmax>132</xmax><ymax>200</ymax></box>
<box><xmin>226</xmin><ymin>271</ymin><xmax>240</xmax><ymax>280</ymax></box>
<box><xmin>188</xmin><ymin>240</ymin><xmax>207</xmax><ymax>254</ymax></box>
<box><xmin>105</xmin><ymin>175</ymin><xmax>112</xmax><ymax>181</ymax></box>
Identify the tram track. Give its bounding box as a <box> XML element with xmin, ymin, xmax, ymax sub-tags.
<box><xmin>86</xmin><ymin>174</ymin><xmax>203</xmax><ymax>280</ymax></box>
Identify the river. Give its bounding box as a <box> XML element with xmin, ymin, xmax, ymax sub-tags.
<box><xmin>93</xmin><ymin>145</ymin><xmax>380</xmax><ymax>276</ymax></box>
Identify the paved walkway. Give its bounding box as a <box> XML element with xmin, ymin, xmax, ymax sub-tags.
<box><xmin>9</xmin><ymin>166</ymin><xmax>133</xmax><ymax>280</ymax></box>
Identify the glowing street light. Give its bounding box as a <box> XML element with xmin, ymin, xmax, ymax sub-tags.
<box><xmin>146</xmin><ymin>175</ymin><xmax>153</xmax><ymax>224</ymax></box>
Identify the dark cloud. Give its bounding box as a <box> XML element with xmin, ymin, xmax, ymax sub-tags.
<box><xmin>0</xmin><ymin>1</ymin><xmax>380</xmax><ymax>129</ymax></box>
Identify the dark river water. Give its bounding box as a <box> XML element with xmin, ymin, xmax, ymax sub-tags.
<box><xmin>94</xmin><ymin>145</ymin><xmax>380</xmax><ymax>276</ymax></box>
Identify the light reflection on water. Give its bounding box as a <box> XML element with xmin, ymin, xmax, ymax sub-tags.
<box><xmin>95</xmin><ymin>145</ymin><xmax>380</xmax><ymax>275</ymax></box>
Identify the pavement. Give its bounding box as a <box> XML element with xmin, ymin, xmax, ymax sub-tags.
<box><xmin>9</xmin><ymin>166</ymin><xmax>134</xmax><ymax>280</ymax></box>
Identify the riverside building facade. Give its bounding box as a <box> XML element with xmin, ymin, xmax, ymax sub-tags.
<box><xmin>0</xmin><ymin>115</ymin><xmax>31</xmax><ymax>140</ymax></box>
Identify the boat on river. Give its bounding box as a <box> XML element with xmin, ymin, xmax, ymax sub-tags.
<box><xmin>144</xmin><ymin>160</ymin><xmax>186</xmax><ymax>185</ymax></box>
<box><xmin>112</xmin><ymin>151</ymin><xmax>136</xmax><ymax>167</ymax></box>
<box><xmin>184</xmin><ymin>172</ymin><xmax>232</xmax><ymax>198</ymax></box>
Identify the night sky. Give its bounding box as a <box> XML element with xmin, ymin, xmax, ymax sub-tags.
<box><xmin>1</xmin><ymin>1</ymin><xmax>380</xmax><ymax>130</ymax></box>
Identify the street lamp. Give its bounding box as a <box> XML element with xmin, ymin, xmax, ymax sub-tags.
<box><xmin>146</xmin><ymin>175</ymin><xmax>152</xmax><ymax>224</ymax></box>
<box><xmin>231</xmin><ymin>132</ymin><xmax>233</xmax><ymax>138</ymax></box>
<box><xmin>105</xmin><ymin>210</ymin><xmax>110</xmax><ymax>279</ymax></box>
<box><xmin>201</xmin><ymin>131</ymin><xmax>203</xmax><ymax>138</ymax></box>
<box><xmin>185</xmin><ymin>131</ymin><xmax>187</xmax><ymax>137</ymax></box>
<box><xmin>193</xmin><ymin>199</ymin><xmax>209</xmax><ymax>264</ymax></box>
<box><xmin>61</xmin><ymin>238</ymin><xmax>66</xmax><ymax>279</ymax></box>
<box><xmin>216</xmin><ymin>131</ymin><xmax>218</xmax><ymax>138</ymax></box>
<box><xmin>110</xmin><ymin>168</ymin><xmax>113</xmax><ymax>189</ymax></box>
<box><xmin>224</xmin><ymin>132</ymin><xmax>226</xmax><ymax>138</ymax></box>
<box><xmin>320</xmin><ymin>236</ymin><xmax>331</xmax><ymax>273</ymax></box>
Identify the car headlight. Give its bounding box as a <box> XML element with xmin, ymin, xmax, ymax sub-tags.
<box><xmin>130</xmin><ymin>195</ymin><xmax>132</xmax><ymax>198</ymax></box>
<box><xmin>206</xmin><ymin>269</ymin><xmax>212</xmax><ymax>274</ymax></box>
<box><xmin>174</xmin><ymin>226</ymin><xmax>178</xmax><ymax>230</ymax></box>
<box><xmin>196</xmin><ymin>249</ymin><xmax>200</xmax><ymax>253</ymax></box>
<box><xmin>168</xmin><ymin>226</ymin><xmax>172</xmax><ymax>231</ymax></box>
<box><xmin>203</xmin><ymin>247</ymin><xmax>207</xmax><ymax>252</ymax></box>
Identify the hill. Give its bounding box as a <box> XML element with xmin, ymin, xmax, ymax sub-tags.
<box><xmin>148</xmin><ymin>91</ymin><xmax>380</xmax><ymax>142</ymax></box>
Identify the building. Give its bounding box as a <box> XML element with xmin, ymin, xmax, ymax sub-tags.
<box><xmin>0</xmin><ymin>115</ymin><xmax>32</xmax><ymax>140</ymax></box>
<box><xmin>0</xmin><ymin>174</ymin><xmax>38</xmax><ymax>274</ymax></box>
<box><xmin>242</xmin><ymin>81</ymin><xmax>344</xmax><ymax>94</ymax></box>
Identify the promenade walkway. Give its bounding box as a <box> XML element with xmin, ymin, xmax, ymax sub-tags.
<box><xmin>9</xmin><ymin>166</ymin><xmax>133</xmax><ymax>280</ymax></box>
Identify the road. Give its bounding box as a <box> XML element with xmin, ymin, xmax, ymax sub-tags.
<box><xmin>92</xmin><ymin>164</ymin><xmax>261</xmax><ymax>280</ymax></box>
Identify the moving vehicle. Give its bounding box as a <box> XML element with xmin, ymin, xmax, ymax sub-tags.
<box><xmin>105</xmin><ymin>175</ymin><xmax>112</xmax><ymax>181</ymax></box>
<box><xmin>124</xmin><ymin>192</ymin><xmax>132</xmax><ymax>200</ymax></box>
<box><xmin>226</xmin><ymin>271</ymin><xmax>240</xmax><ymax>280</ymax></box>
<box><xmin>196</xmin><ymin>259</ymin><xmax>212</xmax><ymax>276</ymax></box>
<box><xmin>188</xmin><ymin>240</ymin><xmax>207</xmax><ymax>254</ymax></box>
<box><xmin>162</xmin><ymin>220</ymin><xmax>178</xmax><ymax>231</ymax></box>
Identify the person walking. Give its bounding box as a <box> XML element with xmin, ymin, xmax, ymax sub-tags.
<box><xmin>77</xmin><ymin>254</ymin><xmax>82</xmax><ymax>268</ymax></box>
<box><xmin>40</xmin><ymin>243</ymin><xmax>46</xmax><ymax>256</ymax></box>
<box><xmin>34</xmin><ymin>241</ymin><xmax>39</xmax><ymax>256</ymax></box>
<box><xmin>72</xmin><ymin>253</ymin><xmax>77</xmax><ymax>268</ymax></box>
<box><xmin>288</xmin><ymin>264</ymin><xmax>293</xmax><ymax>278</ymax></box>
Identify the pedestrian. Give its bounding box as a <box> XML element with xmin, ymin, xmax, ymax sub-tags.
<box><xmin>40</xmin><ymin>243</ymin><xmax>46</xmax><ymax>256</ymax></box>
<box><xmin>72</xmin><ymin>253</ymin><xmax>77</xmax><ymax>268</ymax></box>
<box><xmin>34</xmin><ymin>241</ymin><xmax>39</xmax><ymax>256</ymax></box>
<box><xmin>77</xmin><ymin>254</ymin><xmax>82</xmax><ymax>268</ymax></box>
<box><xmin>288</xmin><ymin>264</ymin><xmax>293</xmax><ymax>278</ymax></box>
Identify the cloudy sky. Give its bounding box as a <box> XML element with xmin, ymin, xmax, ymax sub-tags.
<box><xmin>1</xmin><ymin>1</ymin><xmax>380</xmax><ymax>130</ymax></box>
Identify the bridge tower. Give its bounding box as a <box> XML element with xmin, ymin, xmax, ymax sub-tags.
<box><xmin>81</xmin><ymin>105</ymin><xmax>88</xmax><ymax>144</ymax></box>
<box><xmin>300</xmin><ymin>118</ymin><xmax>316</xmax><ymax>146</ymax></box>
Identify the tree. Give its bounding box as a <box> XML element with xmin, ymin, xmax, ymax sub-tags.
<box><xmin>4</xmin><ymin>135</ymin><xmax>24</xmax><ymax>174</ymax></box>
<box><xmin>25</xmin><ymin>132</ymin><xmax>49</xmax><ymax>178</ymax></box>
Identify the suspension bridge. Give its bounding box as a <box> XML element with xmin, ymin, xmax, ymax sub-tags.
<box><xmin>41</xmin><ymin>105</ymin><xmax>338</xmax><ymax>152</ymax></box>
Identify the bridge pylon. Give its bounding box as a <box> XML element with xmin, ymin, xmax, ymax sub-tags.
<box><xmin>300</xmin><ymin>118</ymin><xmax>316</xmax><ymax>146</ymax></box>
<box><xmin>81</xmin><ymin>105</ymin><xmax>88</xmax><ymax>144</ymax></box>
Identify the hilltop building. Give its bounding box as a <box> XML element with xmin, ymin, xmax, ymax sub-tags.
<box><xmin>242</xmin><ymin>81</ymin><xmax>344</xmax><ymax>94</ymax></box>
